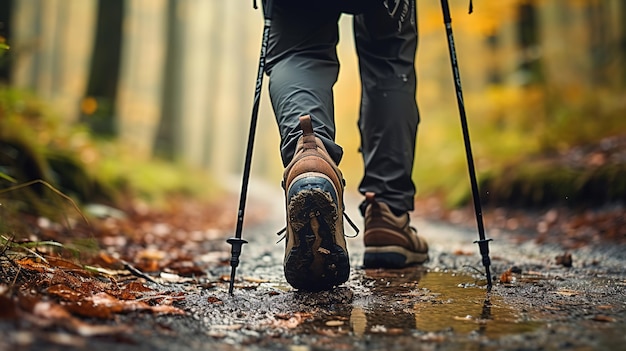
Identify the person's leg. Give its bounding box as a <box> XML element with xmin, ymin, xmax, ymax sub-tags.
<box><xmin>353</xmin><ymin>1</ymin><xmax>419</xmax><ymax>215</ymax></box>
<box><xmin>265</xmin><ymin>2</ymin><xmax>343</xmax><ymax>166</ymax></box>
<box><xmin>265</xmin><ymin>2</ymin><xmax>349</xmax><ymax>290</ymax></box>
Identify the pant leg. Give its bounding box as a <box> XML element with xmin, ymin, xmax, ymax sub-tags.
<box><xmin>353</xmin><ymin>0</ymin><xmax>419</xmax><ymax>214</ymax></box>
<box><xmin>265</xmin><ymin>2</ymin><xmax>343</xmax><ymax>166</ymax></box>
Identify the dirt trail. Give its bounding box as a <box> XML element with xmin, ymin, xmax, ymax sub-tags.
<box><xmin>1</xmin><ymin>178</ymin><xmax>624</xmax><ymax>351</ymax></box>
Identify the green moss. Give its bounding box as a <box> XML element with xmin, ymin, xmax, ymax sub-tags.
<box><xmin>0</xmin><ymin>86</ymin><xmax>221</xmax><ymax>220</ymax></box>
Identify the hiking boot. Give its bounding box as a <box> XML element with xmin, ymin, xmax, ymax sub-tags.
<box><xmin>282</xmin><ymin>115</ymin><xmax>349</xmax><ymax>291</ymax></box>
<box><xmin>363</xmin><ymin>192</ymin><xmax>428</xmax><ymax>268</ymax></box>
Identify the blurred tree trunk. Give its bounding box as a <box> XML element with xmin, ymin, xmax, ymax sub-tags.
<box><xmin>621</xmin><ymin>0</ymin><xmax>626</xmax><ymax>87</ymax></box>
<box><xmin>154</xmin><ymin>0</ymin><xmax>183</xmax><ymax>160</ymax></box>
<box><xmin>516</xmin><ymin>1</ymin><xmax>543</xmax><ymax>85</ymax></box>
<box><xmin>155</xmin><ymin>0</ymin><xmax>226</xmax><ymax>167</ymax></box>
<box><xmin>116</xmin><ymin>0</ymin><xmax>167</xmax><ymax>159</ymax></box>
<box><xmin>11</xmin><ymin>0</ymin><xmax>97</xmax><ymax>122</ymax></box>
<box><xmin>208</xmin><ymin>1</ymin><xmax>256</xmax><ymax>176</ymax></box>
<box><xmin>83</xmin><ymin>0</ymin><xmax>124</xmax><ymax>136</ymax></box>
<box><xmin>0</xmin><ymin>0</ymin><xmax>13</xmax><ymax>83</ymax></box>
<box><xmin>155</xmin><ymin>1</ymin><xmax>259</xmax><ymax>175</ymax></box>
<box><xmin>538</xmin><ymin>0</ymin><xmax>591</xmax><ymax>90</ymax></box>
<box><xmin>586</xmin><ymin>0</ymin><xmax>611</xmax><ymax>86</ymax></box>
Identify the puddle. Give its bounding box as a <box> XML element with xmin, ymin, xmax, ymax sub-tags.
<box><xmin>412</xmin><ymin>271</ymin><xmax>541</xmax><ymax>337</ymax></box>
<box><xmin>298</xmin><ymin>269</ymin><xmax>542</xmax><ymax>339</ymax></box>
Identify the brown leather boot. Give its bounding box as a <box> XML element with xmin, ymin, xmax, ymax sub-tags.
<box><xmin>282</xmin><ymin>115</ymin><xmax>349</xmax><ymax>291</ymax></box>
<box><xmin>363</xmin><ymin>192</ymin><xmax>428</xmax><ymax>268</ymax></box>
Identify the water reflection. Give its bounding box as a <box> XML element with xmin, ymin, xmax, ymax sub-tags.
<box><xmin>350</xmin><ymin>267</ymin><xmax>426</xmax><ymax>336</ymax></box>
<box><xmin>349</xmin><ymin>270</ymin><xmax>540</xmax><ymax>338</ymax></box>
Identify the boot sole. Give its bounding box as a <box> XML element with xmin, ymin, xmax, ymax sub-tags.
<box><xmin>284</xmin><ymin>175</ymin><xmax>349</xmax><ymax>291</ymax></box>
<box><xmin>364</xmin><ymin>246</ymin><xmax>429</xmax><ymax>269</ymax></box>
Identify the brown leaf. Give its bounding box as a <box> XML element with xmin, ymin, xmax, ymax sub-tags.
<box><xmin>166</xmin><ymin>260</ymin><xmax>205</xmax><ymax>277</ymax></box>
<box><xmin>122</xmin><ymin>281</ymin><xmax>154</xmax><ymax>296</ymax></box>
<box><xmin>272</xmin><ymin>312</ymin><xmax>312</xmax><ymax>329</ymax></box>
<box><xmin>47</xmin><ymin>284</ymin><xmax>83</xmax><ymax>302</ymax></box>
<box><xmin>555</xmin><ymin>252</ymin><xmax>573</xmax><ymax>267</ymax></box>
<box><xmin>32</xmin><ymin>299</ymin><xmax>128</xmax><ymax>336</ymax></box>
<box><xmin>499</xmin><ymin>269</ymin><xmax>514</xmax><ymax>284</ymax></box>
<box><xmin>146</xmin><ymin>304</ymin><xmax>185</xmax><ymax>315</ymax></box>
<box><xmin>207</xmin><ymin>296</ymin><xmax>222</xmax><ymax>304</ymax></box>
<box><xmin>33</xmin><ymin>301</ymin><xmax>72</xmax><ymax>320</ymax></box>
<box><xmin>46</xmin><ymin>257</ymin><xmax>88</xmax><ymax>273</ymax></box>
<box><xmin>325</xmin><ymin>320</ymin><xmax>344</xmax><ymax>327</ymax></box>
<box><xmin>592</xmin><ymin>315</ymin><xmax>616</xmax><ymax>323</ymax></box>
<box><xmin>15</xmin><ymin>257</ymin><xmax>52</xmax><ymax>273</ymax></box>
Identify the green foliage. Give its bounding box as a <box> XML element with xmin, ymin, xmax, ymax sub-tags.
<box><xmin>95</xmin><ymin>145</ymin><xmax>221</xmax><ymax>207</ymax></box>
<box><xmin>0</xmin><ymin>171</ymin><xmax>15</xmax><ymax>183</ymax></box>
<box><xmin>0</xmin><ymin>86</ymin><xmax>220</xmax><ymax>222</ymax></box>
<box><xmin>414</xmin><ymin>84</ymin><xmax>626</xmax><ymax>208</ymax></box>
<box><xmin>0</xmin><ymin>42</ymin><xmax>8</xmax><ymax>58</ymax></box>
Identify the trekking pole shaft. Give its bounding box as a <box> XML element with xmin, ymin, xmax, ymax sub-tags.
<box><xmin>439</xmin><ymin>0</ymin><xmax>493</xmax><ymax>289</ymax></box>
<box><xmin>228</xmin><ymin>0</ymin><xmax>274</xmax><ymax>295</ymax></box>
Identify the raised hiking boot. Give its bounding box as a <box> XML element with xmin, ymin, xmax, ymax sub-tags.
<box><xmin>282</xmin><ymin>115</ymin><xmax>349</xmax><ymax>291</ymax></box>
<box><xmin>363</xmin><ymin>192</ymin><xmax>428</xmax><ymax>268</ymax></box>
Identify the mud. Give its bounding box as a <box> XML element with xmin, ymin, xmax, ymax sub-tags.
<box><xmin>1</xmin><ymin>182</ymin><xmax>625</xmax><ymax>351</ymax></box>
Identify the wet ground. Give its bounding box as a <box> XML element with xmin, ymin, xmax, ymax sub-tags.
<box><xmin>2</xmin><ymin>179</ymin><xmax>625</xmax><ymax>351</ymax></box>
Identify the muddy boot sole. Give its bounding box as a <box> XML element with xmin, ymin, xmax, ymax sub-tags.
<box><xmin>284</xmin><ymin>176</ymin><xmax>349</xmax><ymax>291</ymax></box>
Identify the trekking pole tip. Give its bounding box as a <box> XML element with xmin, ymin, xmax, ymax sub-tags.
<box><xmin>473</xmin><ymin>238</ymin><xmax>493</xmax><ymax>290</ymax></box>
<box><xmin>226</xmin><ymin>237</ymin><xmax>248</xmax><ymax>295</ymax></box>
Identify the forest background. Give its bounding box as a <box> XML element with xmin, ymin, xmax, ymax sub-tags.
<box><xmin>1</xmin><ymin>0</ymin><xmax>625</xmax><ymax>223</ymax></box>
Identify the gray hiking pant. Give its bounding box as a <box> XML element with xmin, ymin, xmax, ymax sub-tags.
<box><xmin>265</xmin><ymin>1</ymin><xmax>419</xmax><ymax>214</ymax></box>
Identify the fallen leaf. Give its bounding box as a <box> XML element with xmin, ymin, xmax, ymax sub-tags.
<box><xmin>325</xmin><ymin>320</ymin><xmax>344</xmax><ymax>327</ymax></box>
<box><xmin>137</xmin><ymin>249</ymin><xmax>167</xmax><ymax>261</ymax></box>
<box><xmin>28</xmin><ymin>300</ymin><xmax>128</xmax><ymax>337</ymax></box>
<box><xmin>453</xmin><ymin>249</ymin><xmax>473</xmax><ymax>256</ymax></box>
<box><xmin>65</xmin><ymin>292</ymin><xmax>184</xmax><ymax>319</ymax></box>
<box><xmin>46</xmin><ymin>257</ymin><xmax>90</xmax><ymax>276</ymax></box>
<box><xmin>386</xmin><ymin>328</ymin><xmax>404</xmax><ymax>335</ymax></box>
<box><xmin>555</xmin><ymin>252</ymin><xmax>573</xmax><ymax>267</ymax></box>
<box><xmin>272</xmin><ymin>312</ymin><xmax>312</xmax><ymax>329</ymax></box>
<box><xmin>592</xmin><ymin>315</ymin><xmax>616</xmax><ymax>323</ymax></box>
<box><xmin>15</xmin><ymin>257</ymin><xmax>53</xmax><ymax>273</ymax></box>
<box><xmin>207</xmin><ymin>296</ymin><xmax>222</xmax><ymax>304</ymax></box>
<box><xmin>158</xmin><ymin>272</ymin><xmax>193</xmax><ymax>283</ymax></box>
<box><xmin>47</xmin><ymin>284</ymin><xmax>83</xmax><ymax>302</ymax></box>
<box><xmin>167</xmin><ymin>260</ymin><xmax>205</xmax><ymax>277</ymax></box>
<box><xmin>148</xmin><ymin>304</ymin><xmax>186</xmax><ymax>315</ymax></box>
<box><xmin>500</xmin><ymin>269</ymin><xmax>515</xmax><ymax>284</ymax></box>
<box><xmin>33</xmin><ymin>301</ymin><xmax>72</xmax><ymax>320</ymax></box>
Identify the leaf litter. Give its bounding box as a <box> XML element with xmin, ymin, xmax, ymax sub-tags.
<box><xmin>0</xmin><ymin>194</ymin><xmax>242</xmax><ymax>344</ymax></box>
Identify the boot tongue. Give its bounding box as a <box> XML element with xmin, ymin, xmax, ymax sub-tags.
<box><xmin>298</xmin><ymin>115</ymin><xmax>317</xmax><ymax>151</ymax></box>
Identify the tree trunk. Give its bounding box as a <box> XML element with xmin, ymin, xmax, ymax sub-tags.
<box><xmin>115</xmin><ymin>0</ymin><xmax>167</xmax><ymax>159</ymax></box>
<box><xmin>11</xmin><ymin>0</ymin><xmax>97</xmax><ymax>122</ymax></box>
<box><xmin>0</xmin><ymin>0</ymin><xmax>13</xmax><ymax>83</ymax></box>
<box><xmin>83</xmin><ymin>0</ymin><xmax>124</xmax><ymax>136</ymax></box>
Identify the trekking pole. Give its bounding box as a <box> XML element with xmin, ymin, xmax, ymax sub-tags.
<box><xmin>226</xmin><ymin>0</ymin><xmax>274</xmax><ymax>295</ymax></box>
<box><xmin>439</xmin><ymin>0</ymin><xmax>493</xmax><ymax>290</ymax></box>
